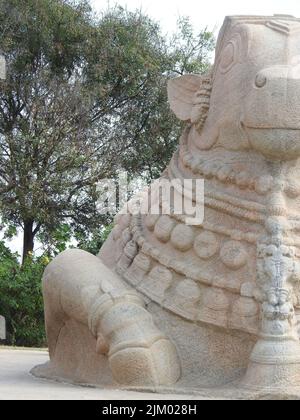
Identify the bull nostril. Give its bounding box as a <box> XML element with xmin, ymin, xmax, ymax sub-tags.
<box><xmin>255</xmin><ymin>74</ymin><xmax>267</xmax><ymax>88</ymax></box>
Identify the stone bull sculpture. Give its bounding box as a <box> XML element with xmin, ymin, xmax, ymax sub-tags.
<box><xmin>33</xmin><ymin>15</ymin><xmax>300</xmax><ymax>395</ymax></box>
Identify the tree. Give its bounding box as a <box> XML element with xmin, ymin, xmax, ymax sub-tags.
<box><xmin>0</xmin><ymin>0</ymin><xmax>214</xmax><ymax>263</ymax></box>
<box><xmin>0</xmin><ymin>241</ymin><xmax>47</xmax><ymax>346</ymax></box>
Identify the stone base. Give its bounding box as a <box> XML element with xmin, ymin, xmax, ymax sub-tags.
<box><xmin>241</xmin><ymin>362</ymin><xmax>300</xmax><ymax>392</ymax></box>
<box><xmin>30</xmin><ymin>307</ymin><xmax>300</xmax><ymax>399</ymax></box>
<box><xmin>0</xmin><ymin>316</ymin><xmax>6</xmax><ymax>340</ymax></box>
<box><xmin>240</xmin><ymin>338</ymin><xmax>300</xmax><ymax>391</ymax></box>
<box><xmin>30</xmin><ymin>366</ymin><xmax>300</xmax><ymax>400</ymax></box>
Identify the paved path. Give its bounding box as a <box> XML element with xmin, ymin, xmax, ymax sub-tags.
<box><xmin>0</xmin><ymin>349</ymin><xmax>195</xmax><ymax>400</ymax></box>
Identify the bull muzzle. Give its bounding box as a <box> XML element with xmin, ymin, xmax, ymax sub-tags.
<box><xmin>243</xmin><ymin>60</ymin><xmax>300</xmax><ymax>160</ymax></box>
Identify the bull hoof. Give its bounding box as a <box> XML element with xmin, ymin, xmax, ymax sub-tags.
<box><xmin>109</xmin><ymin>338</ymin><xmax>181</xmax><ymax>387</ymax></box>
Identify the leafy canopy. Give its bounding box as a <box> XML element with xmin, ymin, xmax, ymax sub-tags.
<box><xmin>0</xmin><ymin>0</ymin><xmax>215</xmax><ymax>259</ymax></box>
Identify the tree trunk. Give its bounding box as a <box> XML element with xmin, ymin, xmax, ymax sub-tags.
<box><xmin>22</xmin><ymin>220</ymin><xmax>34</xmax><ymax>265</ymax></box>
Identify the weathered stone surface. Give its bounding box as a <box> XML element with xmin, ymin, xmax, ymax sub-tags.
<box><xmin>0</xmin><ymin>316</ymin><xmax>6</xmax><ymax>340</ymax></box>
<box><xmin>0</xmin><ymin>54</ymin><xmax>5</xmax><ymax>80</ymax></box>
<box><xmin>33</xmin><ymin>15</ymin><xmax>300</xmax><ymax>398</ymax></box>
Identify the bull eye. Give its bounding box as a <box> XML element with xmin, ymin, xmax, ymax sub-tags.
<box><xmin>255</xmin><ymin>73</ymin><xmax>267</xmax><ymax>88</ymax></box>
<box><xmin>219</xmin><ymin>41</ymin><xmax>237</xmax><ymax>74</ymax></box>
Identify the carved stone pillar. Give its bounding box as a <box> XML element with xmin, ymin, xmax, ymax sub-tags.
<box><xmin>243</xmin><ymin>188</ymin><xmax>300</xmax><ymax>388</ymax></box>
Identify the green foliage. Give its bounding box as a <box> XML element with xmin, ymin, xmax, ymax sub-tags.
<box><xmin>0</xmin><ymin>0</ymin><xmax>93</xmax><ymax>75</ymax></box>
<box><xmin>0</xmin><ymin>242</ymin><xmax>47</xmax><ymax>347</ymax></box>
<box><xmin>38</xmin><ymin>223</ymin><xmax>73</xmax><ymax>255</ymax></box>
<box><xmin>76</xmin><ymin>223</ymin><xmax>114</xmax><ymax>255</ymax></box>
<box><xmin>0</xmin><ymin>1</ymin><xmax>215</xmax><ymax>260</ymax></box>
<box><xmin>169</xmin><ymin>16</ymin><xmax>214</xmax><ymax>75</ymax></box>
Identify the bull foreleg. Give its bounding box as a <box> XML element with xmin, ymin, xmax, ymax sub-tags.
<box><xmin>42</xmin><ymin>249</ymin><xmax>181</xmax><ymax>387</ymax></box>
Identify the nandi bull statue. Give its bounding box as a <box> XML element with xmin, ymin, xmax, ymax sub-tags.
<box><xmin>33</xmin><ymin>15</ymin><xmax>300</xmax><ymax>398</ymax></box>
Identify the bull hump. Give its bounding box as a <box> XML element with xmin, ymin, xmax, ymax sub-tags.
<box><xmin>111</xmin><ymin>208</ymin><xmax>260</xmax><ymax>337</ymax></box>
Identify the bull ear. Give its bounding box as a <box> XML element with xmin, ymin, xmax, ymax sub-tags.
<box><xmin>167</xmin><ymin>74</ymin><xmax>203</xmax><ymax>121</ymax></box>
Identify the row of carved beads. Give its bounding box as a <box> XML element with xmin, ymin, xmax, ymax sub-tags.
<box><xmin>145</xmin><ymin>214</ymin><xmax>248</xmax><ymax>270</ymax></box>
<box><xmin>180</xmin><ymin>142</ymin><xmax>300</xmax><ymax>198</ymax></box>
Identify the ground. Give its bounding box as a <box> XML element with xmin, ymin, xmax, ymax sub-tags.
<box><xmin>0</xmin><ymin>348</ymin><xmax>197</xmax><ymax>400</ymax></box>
<box><xmin>2</xmin><ymin>347</ymin><xmax>300</xmax><ymax>400</ymax></box>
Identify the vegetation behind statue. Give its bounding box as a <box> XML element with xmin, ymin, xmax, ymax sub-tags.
<box><xmin>0</xmin><ymin>0</ymin><xmax>214</xmax><ymax>264</ymax></box>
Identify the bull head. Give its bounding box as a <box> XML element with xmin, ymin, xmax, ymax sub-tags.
<box><xmin>168</xmin><ymin>15</ymin><xmax>300</xmax><ymax>160</ymax></box>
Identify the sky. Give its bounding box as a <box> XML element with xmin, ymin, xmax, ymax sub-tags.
<box><xmin>91</xmin><ymin>0</ymin><xmax>300</xmax><ymax>34</ymax></box>
<box><xmin>4</xmin><ymin>0</ymin><xmax>300</xmax><ymax>256</ymax></box>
